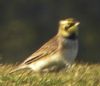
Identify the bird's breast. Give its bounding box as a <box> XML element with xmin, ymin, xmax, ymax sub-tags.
<box><xmin>61</xmin><ymin>39</ymin><xmax>78</xmax><ymax>64</ymax></box>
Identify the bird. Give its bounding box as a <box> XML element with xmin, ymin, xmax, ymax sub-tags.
<box><xmin>10</xmin><ymin>18</ymin><xmax>80</xmax><ymax>73</ymax></box>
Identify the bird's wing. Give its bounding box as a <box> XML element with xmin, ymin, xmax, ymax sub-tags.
<box><xmin>23</xmin><ymin>36</ymin><xmax>58</xmax><ymax>64</ymax></box>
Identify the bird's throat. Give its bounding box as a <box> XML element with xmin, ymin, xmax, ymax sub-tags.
<box><xmin>67</xmin><ymin>33</ymin><xmax>78</xmax><ymax>40</ymax></box>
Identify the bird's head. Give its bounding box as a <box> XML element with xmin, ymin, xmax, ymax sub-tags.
<box><xmin>58</xmin><ymin>18</ymin><xmax>80</xmax><ymax>39</ymax></box>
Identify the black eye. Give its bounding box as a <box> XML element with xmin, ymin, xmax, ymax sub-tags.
<box><xmin>65</xmin><ymin>23</ymin><xmax>75</xmax><ymax>30</ymax></box>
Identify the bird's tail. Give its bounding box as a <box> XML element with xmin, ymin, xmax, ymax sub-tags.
<box><xmin>9</xmin><ymin>64</ymin><xmax>27</xmax><ymax>74</ymax></box>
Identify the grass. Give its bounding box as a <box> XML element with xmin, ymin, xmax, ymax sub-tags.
<box><xmin>0</xmin><ymin>63</ymin><xmax>100</xmax><ymax>86</ymax></box>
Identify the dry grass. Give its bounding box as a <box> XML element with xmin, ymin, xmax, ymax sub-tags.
<box><xmin>0</xmin><ymin>63</ymin><xmax>100</xmax><ymax>86</ymax></box>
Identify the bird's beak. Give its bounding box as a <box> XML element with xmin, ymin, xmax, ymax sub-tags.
<box><xmin>75</xmin><ymin>22</ymin><xmax>80</xmax><ymax>26</ymax></box>
<box><xmin>68</xmin><ymin>21</ymin><xmax>80</xmax><ymax>33</ymax></box>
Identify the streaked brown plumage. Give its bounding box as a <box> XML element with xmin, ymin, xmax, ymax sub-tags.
<box><xmin>10</xmin><ymin>18</ymin><xmax>80</xmax><ymax>73</ymax></box>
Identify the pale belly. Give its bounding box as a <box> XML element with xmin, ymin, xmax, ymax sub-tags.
<box><xmin>28</xmin><ymin>53</ymin><xmax>65</xmax><ymax>72</ymax></box>
<box><xmin>28</xmin><ymin>40</ymin><xmax>78</xmax><ymax>72</ymax></box>
<box><xmin>28</xmin><ymin>48</ymin><xmax>78</xmax><ymax>72</ymax></box>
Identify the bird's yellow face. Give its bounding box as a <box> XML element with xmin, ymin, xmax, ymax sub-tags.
<box><xmin>58</xmin><ymin>18</ymin><xmax>80</xmax><ymax>37</ymax></box>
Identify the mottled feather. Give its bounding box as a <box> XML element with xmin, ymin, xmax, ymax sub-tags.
<box><xmin>23</xmin><ymin>36</ymin><xmax>59</xmax><ymax>64</ymax></box>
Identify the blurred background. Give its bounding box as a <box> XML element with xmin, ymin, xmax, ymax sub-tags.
<box><xmin>0</xmin><ymin>0</ymin><xmax>100</xmax><ymax>64</ymax></box>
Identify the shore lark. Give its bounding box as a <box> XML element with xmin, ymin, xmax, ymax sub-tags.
<box><xmin>10</xmin><ymin>18</ymin><xmax>80</xmax><ymax>73</ymax></box>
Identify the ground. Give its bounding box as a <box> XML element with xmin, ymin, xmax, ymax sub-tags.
<box><xmin>0</xmin><ymin>63</ymin><xmax>100</xmax><ymax>86</ymax></box>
